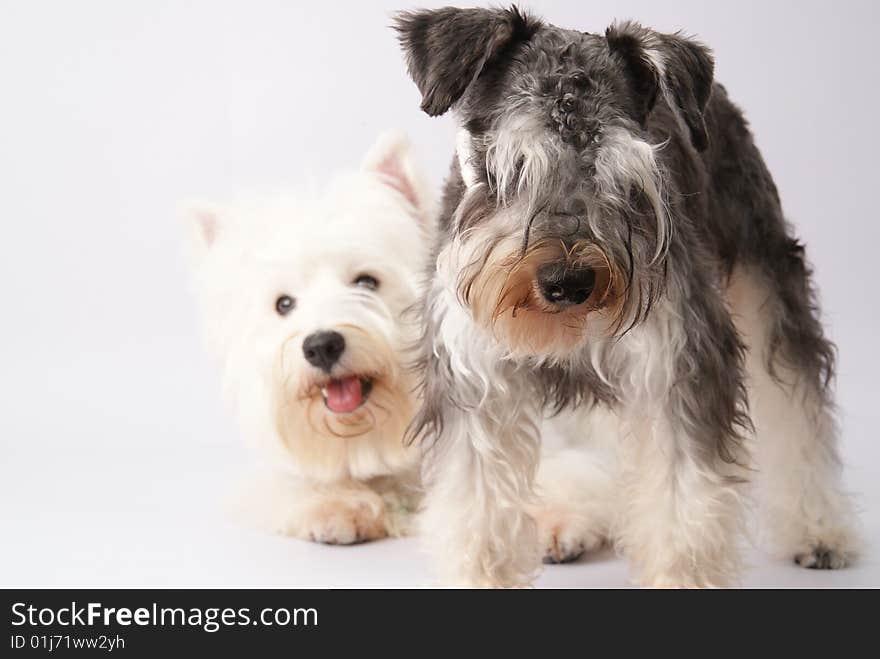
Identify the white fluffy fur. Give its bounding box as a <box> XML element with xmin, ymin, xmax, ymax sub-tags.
<box><xmin>456</xmin><ymin>129</ymin><xmax>479</xmax><ymax>189</ymax></box>
<box><xmin>484</xmin><ymin>104</ymin><xmax>568</xmax><ymax>209</ymax></box>
<box><xmin>420</xmin><ymin>282</ymin><xmax>543</xmax><ymax>587</ymax></box>
<box><xmin>593</xmin><ymin>126</ymin><xmax>670</xmax><ymax>263</ymax></box>
<box><xmin>530</xmin><ymin>307</ymin><xmax>745</xmax><ymax>587</ymax></box>
<box><xmin>533</xmin><ymin>407</ymin><xmax>618</xmax><ymax>564</ymax></box>
<box><xmin>186</xmin><ymin>132</ymin><xmax>431</xmax><ymax>544</ymax></box>
<box><xmin>729</xmin><ymin>268</ymin><xmax>859</xmax><ymax>566</ymax></box>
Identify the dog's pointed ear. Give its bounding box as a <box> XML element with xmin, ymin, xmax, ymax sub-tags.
<box><xmin>362</xmin><ymin>131</ymin><xmax>432</xmax><ymax>221</ymax></box>
<box><xmin>182</xmin><ymin>202</ymin><xmax>223</xmax><ymax>261</ymax></box>
<box><xmin>393</xmin><ymin>5</ymin><xmax>540</xmax><ymax>117</ymax></box>
<box><xmin>606</xmin><ymin>21</ymin><xmax>714</xmax><ymax>151</ymax></box>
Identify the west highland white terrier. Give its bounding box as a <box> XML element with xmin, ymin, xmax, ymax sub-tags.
<box><xmin>186</xmin><ymin>132</ymin><xmax>432</xmax><ymax>544</ymax></box>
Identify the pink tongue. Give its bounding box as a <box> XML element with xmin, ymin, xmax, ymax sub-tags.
<box><xmin>324</xmin><ymin>376</ymin><xmax>363</xmax><ymax>413</ymax></box>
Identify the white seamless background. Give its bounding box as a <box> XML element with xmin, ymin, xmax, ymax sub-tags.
<box><xmin>0</xmin><ymin>0</ymin><xmax>877</xmax><ymax>586</ymax></box>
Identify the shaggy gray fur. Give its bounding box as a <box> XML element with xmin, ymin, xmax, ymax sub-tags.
<box><xmin>395</xmin><ymin>7</ymin><xmax>835</xmax><ymax>466</ymax></box>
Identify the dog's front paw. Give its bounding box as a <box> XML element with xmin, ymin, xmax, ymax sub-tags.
<box><xmin>794</xmin><ymin>544</ymin><xmax>852</xmax><ymax>570</ymax></box>
<box><xmin>302</xmin><ymin>500</ymin><xmax>389</xmax><ymax>545</ymax></box>
<box><xmin>534</xmin><ymin>505</ymin><xmax>603</xmax><ymax>564</ymax></box>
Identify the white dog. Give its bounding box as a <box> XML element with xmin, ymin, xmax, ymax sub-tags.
<box><xmin>185</xmin><ymin>133</ymin><xmax>431</xmax><ymax>544</ymax></box>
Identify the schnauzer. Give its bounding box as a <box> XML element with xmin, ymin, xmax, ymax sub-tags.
<box><xmin>394</xmin><ymin>6</ymin><xmax>858</xmax><ymax>586</ymax></box>
<box><xmin>186</xmin><ymin>132</ymin><xmax>431</xmax><ymax>545</ymax></box>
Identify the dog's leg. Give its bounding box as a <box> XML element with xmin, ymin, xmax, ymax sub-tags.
<box><xmin>533</xmin><ymin>448</ymin><xmax>613</xmax><ymax>564</ymax></box>
<box><xmin>729</xmin><ymin>265</ymin><xmax>859</xmax><ymax>569</ymax></box>
<box><xmin>367</xmin><ymin>472</ymin><xmax>423</xmax><ymax>537</ymax></box>
<box><xmin>532</xmin><ymin>407</ymin><xmax>619</xmax><ymax>564</ymax></box>
<box><xmin>614</xmin><ymin>293</ymin><xmax>750</xmax><ymax>588</ymax></box>
<box><xmin>617</xmin><ymin>419</ymin><xmax>745</xmax><ymax>587</ymax></box>
<box><xmin>416</xmin><ymin>297</ymin><xmax>542</xmax><ymax>587</ymax></box>
<box><xmin>229</xmin><ymin>471</ymin><xmax>392</xmax><ymax>544</ymax></box>
<box><xmin>296</xmin><ymin>483</ymin><xmax>391</xmax><ymax>545</ymax></box>
<box><xmin>420</xmin><ymin>389</ymin><xmax>542</xmax><ymax>587</ymax></box>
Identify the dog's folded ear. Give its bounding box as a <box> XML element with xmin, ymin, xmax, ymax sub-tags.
<box><xmin>393</xmin><ymin>5</ymin><xmax>540</xmax><ymax>117</ymax></box>
<box><xmin>606</xmin><ymin>21</ymin><xmax>714</xmax><ymax>151</ymax></box>
<box><xmin>362</xmin><ymin>131</ymin><xmax>432</xmax><ymax>222</ymax></box>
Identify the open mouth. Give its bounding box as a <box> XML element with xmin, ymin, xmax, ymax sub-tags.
<box><xmin>320</xmin><ymin>376</ymin><xmax>374</xmax><ymax>414</ymax></box>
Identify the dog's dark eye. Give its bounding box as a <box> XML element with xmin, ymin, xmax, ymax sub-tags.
<box><xmin>275</xmin><ymin>295</ymin><xmax>296</xmax><ymax>316</ymax></box>
<box><xmin>353</xmin><ymin>274</ymin><xmax>379</xmax><ymax>291</ymax></box>
<box><xmin>570</xmin><ymin>71</ymin><xmax>592</xmax><ymax>90</ymax></box>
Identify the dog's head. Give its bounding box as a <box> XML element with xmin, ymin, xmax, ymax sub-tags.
<box><xmin>396</xmin><ymin>7</ymin><xmax>713</xmax><ymax>360</ymax></box>
<box><xmin>186</xmin><ymin>133</ymin><xmax>431</xmax><ymax>476</ymax></box>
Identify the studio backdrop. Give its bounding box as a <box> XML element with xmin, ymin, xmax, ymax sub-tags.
<box><xmin>0</xmin><ymin>0</ymin><xmax>877</xmax><ymax>587</ymax></box>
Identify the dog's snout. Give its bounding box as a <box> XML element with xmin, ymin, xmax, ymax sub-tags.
<box><xmin>302</xmin><ymin>331</ymin><xmax>346</xmax><ymax>372</ymax></box>
<box><xmin>537</xmin><ymin>263</ymin><xmax>596</xmax><ymax>307</ymax></box>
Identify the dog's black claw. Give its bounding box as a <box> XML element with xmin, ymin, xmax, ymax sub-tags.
<box><xmin>794</xmin><ymin>545</ymin><xmax>848</xmax><ymax>570</ymax></box>
<box><xmin>543</xmin><ymin>549</ymin><xmax>585</xmax><ymax>565</ymax></box>
<box><xmin>542</xmin><ymin>539</ymin><xmax>586</xmax><ymax>565</ymax></box>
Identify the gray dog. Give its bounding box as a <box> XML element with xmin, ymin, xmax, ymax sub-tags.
<box><xmin>394</xmin><ymin>5</ymin><xmax>859</xmax><ymax>587</ymax></box>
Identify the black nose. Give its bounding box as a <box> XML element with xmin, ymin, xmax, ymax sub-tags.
<box><xmin>537</xmin><ymin>263</ymin><xmax>596</xmax><ymax>307</ymax></box>
<box><xmin>302</xmin><ymin>331</ymin><xmax>346</xmax><ymax>372</ymax></box>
